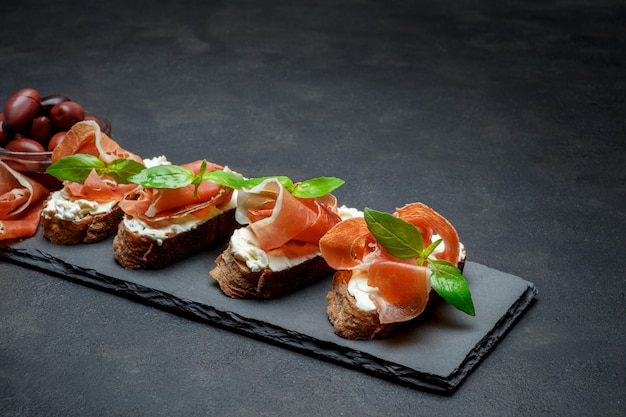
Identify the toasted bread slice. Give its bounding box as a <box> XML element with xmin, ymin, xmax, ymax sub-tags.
<box><xmin>41</xmin><ymin>197</ymin><xmax>123</xmax><ymax>245</ymax></box>
<box><xmin>113</xmin><ymin>209</ymin><xmax>237</xmax><ymax>270</ymax></box>
<box><xmin>210</xmin><ymin>245</ymin><xmax>334</xmax><ymax>299</ymax></box>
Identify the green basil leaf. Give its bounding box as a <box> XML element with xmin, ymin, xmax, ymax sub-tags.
<box><xmin>128</xmin><ymin>164</ymin><xmax>195</xmax><ymax>188</ymax></box>
<box><xmin>417</xmin><ymin>238</ymin><xmax>442</xmax><ymax>265</ymax></box>
<box><xmin>429</xmin><ymin>260</ymin><xmax>475</xmax><ymax>316</ymax></box>
<box><xmin>46</xmin><ymin>154</ymin><xmax>105</xmax><ymax>182</ymax></box>
<box><xmin>103</xmin><ymin>158</ymin><xmax>146</xmax><ymax>184</ymax></box>
<box><xmin>364</xmin><ymin>207</ymin><xmax>423</xmax><ymax>260</ymax></box>
<box><xmin>190</xmin><ymin>160</ymin><xmax>209</xmax><ymax>198</ymax></box>
<box><xmin>201</xmin><ymin>170</ymin><xmax>246</xmax><ymax>189</ymax></box>
<box><xmin>291</xmin><ymin>176</ymin><xmax>345</xmax><ymax>198</ymax></box>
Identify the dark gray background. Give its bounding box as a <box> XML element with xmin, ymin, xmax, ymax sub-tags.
<box><xmin>1</xmin><ymin>0</ymin><xmax>624</xmax><ymax>416</ymax></box>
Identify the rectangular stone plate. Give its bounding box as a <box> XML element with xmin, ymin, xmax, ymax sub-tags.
<box><xmin>0</xmin><ymin>233</ymin><xmax>536</xmax><ymax>393</ymax></box>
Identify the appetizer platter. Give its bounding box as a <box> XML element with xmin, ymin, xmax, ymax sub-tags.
<box><xmin>0</xmin><ymin>233</ymin><xmax>536</xmax><ymax>393</ymax></box>
<box><xmin>1</xmin><ymin>90</ymin><xmax>537</xmax><ymax>393</ymax></box>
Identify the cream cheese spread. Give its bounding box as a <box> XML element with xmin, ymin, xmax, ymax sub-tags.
<box><xmin>229</xmin><ymin>227</ymin><xmax>318</xmax><ymax>272</ymax></box>
<box><xmin>337</xmin><ymin>205</ymin><xmax>364</xmax><ymax>220</ymax></box>
<box><xmin>123</xmin><ymin>215</ymin><xmax>206</xmax><ymax>245</ymax></box>
<box><xmin>347</xmin><ymin>269</ymin><xmax>378</xmax><ymax>311</ymax></box>
<box><xmin>42</xmin><ymin>190</ymin><xmax>117</xmax><ymax>221</ymax></box>
<box><xmin>143</xmin><ymin>155</ymin><xmax>171</xmax><ymax>168</ymax></box>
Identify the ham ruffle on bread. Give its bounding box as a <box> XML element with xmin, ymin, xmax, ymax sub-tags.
<box><xmin>113</xmin><ymin>160</ymin><xmax>238</xmax><ymax>269</ymax></box>
<box><xmin>235</xmin><ymin>177</ymin><xmax>342</xmax><ymax>257</ymax></box>
<box><xmin>40</xmin><ymin>120</ymin><xmax>144</xmax><ymax>244</ymax></box>
<box><xmin>320</xmin><ymin>202</ymin><xmax>467</xmax><ymax>340</ymax></box>
<box><xmin>0</xmin><ymin>160</ymin><xmax>49</xmax><ymax>240</ymax></box>
<box><xmin>210</xmin><ymin>177</ymin><xmax>343</xmax><ymax>298</ymax></box>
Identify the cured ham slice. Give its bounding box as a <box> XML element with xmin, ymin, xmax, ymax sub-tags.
<box><xmin>52</xmin><ymin>120</ymin><xmax>143</xmax><ymax>164</ymax></box>
<box><xmin>0</xmin><ymin>160</ymin><xmax>49</xmax><ymax>239</ymax></box>
<box><xmin>235</xmin><ymin>178</ymin><xmax>342</xmax><ymax>255</ymax></box>
<box><xmin>319</xmin><ymin>202</ymin><xmax>461</xmax><ymax>323</ymax></box>
<box><xmin>368</xmin><ymin>260</ymin><xmax>430</xmax><ymax>324</ymax></box>
<box><xmin>117</xmin><ymin>160</ymin><xmax>234</xmax><ymax>228</ymax></box>
<box><xmin>51</xmin><ymin>120</ymin><xmax>143</xmax><ymax>203</ymax></box>
<box><xmin>316</xmin><ymin>217</ymin><xmax>376</xmax><ymax>270</ymax></box>
<box><xmin>395</xmin><ymin>203</ymin><xmax>460</xmax><ymax>264</ymax></box>
<box><xmin>64</xmin><ymin>170</ymin><xmax>140</xmax><ymax>203</ymax></box>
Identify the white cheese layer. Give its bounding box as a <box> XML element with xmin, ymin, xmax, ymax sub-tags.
<box><xmin>42</xmin><ymin>190</ymin><xmax>117</xmax><ymax>221</ymax></box>
<box><xmin>230</xmin><ymin>205</ymin><xmax>364</xmax><ymax>272</ymax></box>
<box><xmin>229</xmin><ymin>227</ymin><xmax>318</xmax><ymax>272</ymax></box>
<box><xmin>123</xmin><ymin>215</ymin><xmax>205</xmax><ymax>246</ymax></box>
<box><xmin>143</xmin><ymin>155</ymin><xmax>171</xmax><ymax>168</ymax></box>
<box><xmin>337</xmin><ymin>205</ymin><xmax>364</xmax><ymax>220</ymax></box>
<box><xmin>347</xmin><ymin>269</ymin><xmax>378</xmax><ymax>311</ymax></box>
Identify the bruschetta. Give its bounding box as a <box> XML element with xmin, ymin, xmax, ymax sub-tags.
<box><xmin>320</xmin><ymin>203</ymin><xmax>470</xmax><ymax>340</ymax></box>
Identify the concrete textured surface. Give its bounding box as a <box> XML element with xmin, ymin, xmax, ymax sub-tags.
<box><xmin>1</xmin><ymin>0</ymin><xmax>624</xmax><ymax>415</ymax></box>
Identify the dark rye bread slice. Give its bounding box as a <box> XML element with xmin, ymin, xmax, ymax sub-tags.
<box><xmin>41</xmin><ymin>202</ymin><xmax>124</xmax><ymax>245</ymax></box>
<box><xmin>327</xmin><ymin>251</ymin><xmax>467</xmax><ymax>340</ymax></box>
<box><xmin>210</xmin><ymin>245</ymin><xmax>334</xmax><ymax>299</ymax></box>
<box><xmin>327</xmin><ymin>270</ymin><xmax>403</xmax><ymax>340</ymax></box>
<box><xmin>113</xmin><ymin>209</ymin><xmax>237</xmax><ymax>270</ymax></box>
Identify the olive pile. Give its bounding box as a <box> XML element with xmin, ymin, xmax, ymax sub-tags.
<box><xmin>0</xmin><ymin>87</ymin><xmax>102</xmax><ymax>152</ymax></box>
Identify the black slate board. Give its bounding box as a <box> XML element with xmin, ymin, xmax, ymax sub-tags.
<box><xmin>0</xmin><ymin>232</ymin><xmax>536</xmax><ymax>393</ymax></box>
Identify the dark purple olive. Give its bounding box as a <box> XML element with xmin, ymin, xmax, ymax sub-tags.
<box><xmin>3</xmin><ymin>88</ymin><xmax>41</xmax><ymax>132</ymax></box>
<box><xmin>84</xmin><ymin>115</ymin><xmax>103</xmax><ymax>129</ymax></box>
<box><xmin>5</xmin><ymin>137</ymin><xmax>46</xmax><ymax>153</ymax></box>
<box><xmin>40</xmin><ymin>94</ymin><xmax>71</xmax><ymax>116</ymax></box>
<box><xmin>0</xmin><ymin>119</ymin><xmax>8</xmax><ymax>146</ymax></box>
<box><xmin>30</xmin><ymin>116</ymin><xmax>52</xmax><ymax>145</ymax></box>
<box><xmin>49</xmin><ymin>101</ymin><xmax>84</xmax><ymax>130</ymax></box>
<box><xmin>47</xmin><ymin>131</ymin><xmax>67</xmax><ymax>151</ymax></box>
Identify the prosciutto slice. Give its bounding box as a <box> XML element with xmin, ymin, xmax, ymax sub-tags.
<box><xmin>368</xmin><ymin>260</ymin><xmax>431</xmax><ymax>324</ymax></box>
<box><xmin>52</xmin><ymin>120</ymin><xmax>144</xmax><ymax>203</ymax></box>
<box><xmin>63</xmin><ymin>169</ymin><xmax>140</xmax><ymax>203</ymax></box>
<box><xmin>52</xmin><ymin>120</ymin><xmax>143</xmax><ymax>164</ymax></box>
<box><xmin>117</xmin><ymin>160</ymin><xmax>235</xmax><ymax>228</ymax></box>
<box><xmin>235</xmin><ymin>178</ymin><xmax>342</xmax><ymax>256</ymax></box>
<box><xmin>0</xmin><ymin>160</ymin><xmax>49</xmax><ymax>239</ymax></box>
<box><xmin>319</xmin><ymin>202</ymin><xmax>461</xmax><ymax>324</ymax></box>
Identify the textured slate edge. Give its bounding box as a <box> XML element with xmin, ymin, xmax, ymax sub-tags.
<box><xmin>444</xmin><ymin>283</ymin><xmax>538</xmax><ymax>391</ymax></box>
<box><xmin>0</xmin><ymin>245</ymin><xmax>536</xmax><ymax>393</ymax></box>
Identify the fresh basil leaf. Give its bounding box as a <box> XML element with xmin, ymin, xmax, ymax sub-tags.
<box><xmin>423</xmin><ymin>239</ymin><xmax>443</xmax><ymax>258</ymax></box>
<box><xmin>291</xmin><ymin>176</ymin><xmax>345</xmax><ymax>198</ymax></box>
<box><xmin>364</xmin><ymin>207</ymin><xmax>423</xmax><ymax>260</ymax></box>
<box><xmin>103</xmin><ymin>158</ymin><xmax>146</xmax><ymax>184</ymax></box>
<box><xmin>201</xmin><ymin>170</ymin><xmax>246</xmax><ymax>189</ymax></box>
<box><xmin>274</xmin><ymin>176</ymin><xmax>295</xmax><ymax>192</ymax></box>
<box><xmin>417</xmin><ymin>238</ymin><xmax>442</xmax><ymax>265</ymax></box>
<box><xmin>429</xmin><ymin>260</ymin><xmax>475</xmax><ymax>316</ymax></box>
<box><xmin>128</xmin><ymin>164</ymin><xmax>195</xmax><ymax>188</ymax></box>
<box><xmin>46</xmin><ymin>154</ymin><xmax>105</xmax><ymax>183</ymax></box>
<box><xmin>190</xmin><ymin>160</ymin><xmax>208</xmax><ymax>198</ymax></box>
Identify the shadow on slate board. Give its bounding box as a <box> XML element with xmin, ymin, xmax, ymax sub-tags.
<box><xmin>0</xmin><ymin>231</ymin><xmax>537</xmax><ymax>394</ymax></box>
